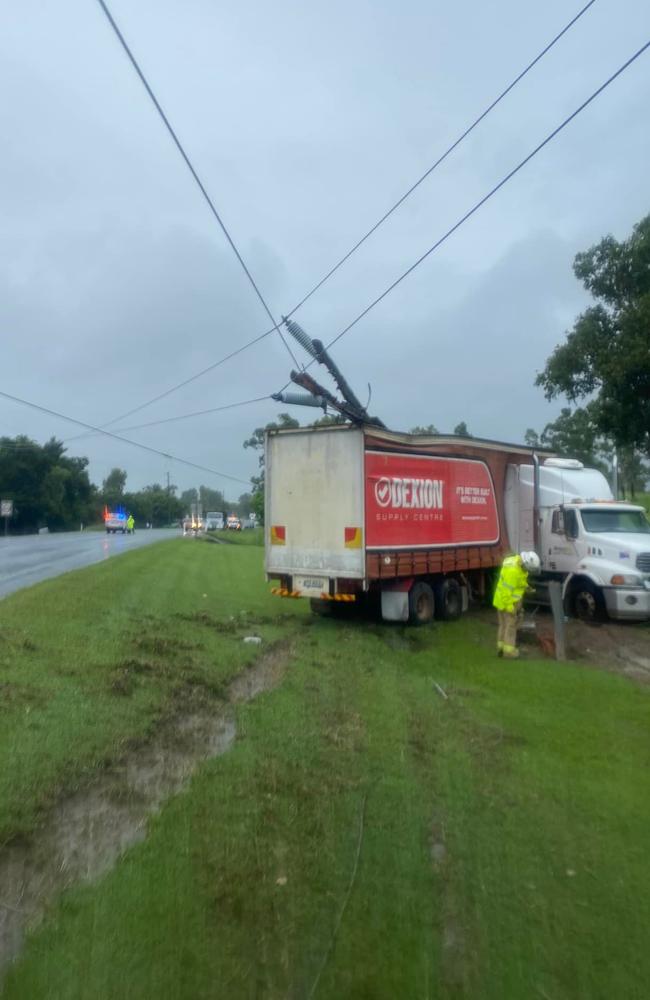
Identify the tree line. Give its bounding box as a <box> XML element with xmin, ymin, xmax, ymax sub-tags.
<box><xmin>0</xmin><ymin>447</ymin><xmax>249</xmax><ymax>534</ymax></box>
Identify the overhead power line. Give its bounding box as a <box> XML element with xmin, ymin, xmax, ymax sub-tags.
<box><xmin>0</xmin><ymin>388</ymin><xmax>251</xmax><ymax>486</ymax></box>
<box><xmin>94</xmin><ymin>0</ymin><xmax>598</xmax><ymax>431</ymax></box>
<box><xmin>93</xmin><ymin>0</ymin><xmax>297</xmax><ymax>368</ymax></box>
<box><xmin>70</xmin><ymin>394</ymin><xmax>269</xmax><ymax>442</ymax></box>
<box><xmin>112</xmin><ymin>395</ymin><xmax>270</xmax><ymax>434</ymax></box>
<box><xmin>272</xmin><ymin>36</ymin><xmax>650</xmax><ymax>390</ymax></box>
<box><xmin>285</xmin><ymin>0</ymin><xmax>600</xmax><ymax>318</ymax></box>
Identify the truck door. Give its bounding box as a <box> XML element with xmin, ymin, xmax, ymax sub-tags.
<box><xmin>548</xmin><ymin>507</ymin><xmax>580</xmax><ymax>573</ymax></box>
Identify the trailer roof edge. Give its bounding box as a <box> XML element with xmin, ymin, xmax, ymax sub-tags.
<box><xmin>266</xmin><ymin>423</ymin><xmax>554</xmax><ymax>457</ymax></box>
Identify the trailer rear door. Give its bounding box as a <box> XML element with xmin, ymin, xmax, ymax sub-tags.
<box><xmin>265</xmin><ymin>427</ymin><xmax>365</xmax><ymax>591</ymax></box>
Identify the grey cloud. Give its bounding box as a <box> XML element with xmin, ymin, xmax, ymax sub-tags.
<box><xmin>2</xmin><ymin>0</ymin><xmax>649</xmax><ymax>497</ymax></box>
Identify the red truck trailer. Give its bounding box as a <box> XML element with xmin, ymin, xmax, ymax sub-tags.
<box><xmin>265</xmin><ymin>424</ymin><xmax>545</xmax><ymax>623</ymax></box>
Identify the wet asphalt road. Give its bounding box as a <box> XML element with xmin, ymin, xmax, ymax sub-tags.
<box><xmin>0</xmin><ymin>529</ymin><xmax>177</xmax><ymax>600</ymax></box>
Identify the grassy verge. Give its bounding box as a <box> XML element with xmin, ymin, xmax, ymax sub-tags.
<box><xmin>3</xmin><ymin>566</ymin><xmax>650</xmax><ymax>997</ymax></box>
<box><xmin>0</xmin><ymin>538</ymin><xmax>303</xmax><ymax>843</ymax></box>
<box><xmin>206</xmin><ymin>527</ymin><xmax>264</xmax><ymax>546</ymax></box>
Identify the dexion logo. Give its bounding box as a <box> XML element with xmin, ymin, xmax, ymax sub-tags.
<box><xmin>374</xmin><ymin>476</ymin><xmax>444</xmax><ymax>510</ymax></box>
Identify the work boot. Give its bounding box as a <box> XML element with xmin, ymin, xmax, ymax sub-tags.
<box><xmin>502</xmin><ymin>645</ymin><xmax>520</xmax><ymax>660</ymax></box>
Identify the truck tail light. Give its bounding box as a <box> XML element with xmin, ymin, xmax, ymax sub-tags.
<box><xmin>344</xmin><ymin>527</ymin><xmax>362</xmax><ymax>549</ymax></box>
<box><xmin>270</xmin><ymin>525</ymin><xmax>286</xmax><ymax>545</ymax></box>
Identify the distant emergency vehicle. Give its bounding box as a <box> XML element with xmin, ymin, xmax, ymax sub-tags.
<box><xmin>104</xmin><ymin>506</ymin><xmax>127</xmax><ymax>534</ymax></box>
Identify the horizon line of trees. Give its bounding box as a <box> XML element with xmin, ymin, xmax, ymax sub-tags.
<box><xmin>0</xmin><ymin>440</ymin><xmax>249</xmax><ymax>534</ymax></box>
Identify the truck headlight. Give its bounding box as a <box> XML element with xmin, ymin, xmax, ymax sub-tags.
<box><xmin>610</xmin><ymin>574</ymin><xmax>642</xmax><ymax>586</ymax></box>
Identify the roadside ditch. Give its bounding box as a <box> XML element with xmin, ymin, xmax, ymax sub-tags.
<box><xmin>0</xmin><ymin>641</ymin><xmax>291</xmax><ymax>982</ymax></box>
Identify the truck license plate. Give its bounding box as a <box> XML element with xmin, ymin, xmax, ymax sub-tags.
<box><xmin>294</xmin><ymin>575</ymin><xmax>326</xmax><ymax>596</ymax></box>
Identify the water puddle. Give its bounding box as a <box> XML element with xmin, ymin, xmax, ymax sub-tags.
<box><xmin>0</xmin><ymin>646</ymin><xmax>289</xmax><ymax>980</ymax></box>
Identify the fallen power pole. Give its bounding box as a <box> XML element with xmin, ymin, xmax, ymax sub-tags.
<box><xmin>272</xmin><ymin>318</ymin><xmax>385</xmax><ymax>428</ymax></box>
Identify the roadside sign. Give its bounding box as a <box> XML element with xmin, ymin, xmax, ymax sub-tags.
<box><xmin>1</xmin><ymin>500</ymin><xmax>13</xmax><ymax>517</ymax></box>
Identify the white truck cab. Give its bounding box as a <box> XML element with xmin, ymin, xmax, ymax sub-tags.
<box><xmin>505</xmin><ymin>458</ymin><xmax>650</xmax><ymax>622</ymax></box>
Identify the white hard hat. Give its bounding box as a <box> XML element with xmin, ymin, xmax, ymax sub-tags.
<box><xmin>520</xmin><ymin>551</ymin><xmax>541</xmax><ymax>572</ymax></box>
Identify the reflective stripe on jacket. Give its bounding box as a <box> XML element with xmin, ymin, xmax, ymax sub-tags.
<box><xmin>493</xmin><ymin>555</ymin><xmax>528</xmax><ymax>612</ymax></box>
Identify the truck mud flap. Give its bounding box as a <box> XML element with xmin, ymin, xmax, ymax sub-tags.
<box><xmin>380</xmin><ymin>579</ymin><xmax>413</xmax><ymax>623</ymax></box>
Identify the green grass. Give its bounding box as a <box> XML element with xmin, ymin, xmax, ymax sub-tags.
<box><xmin>0</xmin><ymin>538</ymin><xmax>301</xmax><ymax>843</ymax></box>
<box><xmin>2</xmin><ymin>549</ymin><xmax>650</xmax><ymax>998</ymax></box>
<box><xmin>207</xmin><ymin>527</ymin><xmax>264</xmax><ymax>545</ymax></box>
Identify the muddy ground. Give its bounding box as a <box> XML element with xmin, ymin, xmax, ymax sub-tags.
<box><xmin>494</xmin><ymin>607</ymin><xmax>650</xmax><ymax>683</ymax></box>
<box><xmin>0</xmin><ymin>642</ymin><xmax>291</xmax><ymax>981</ymax></box>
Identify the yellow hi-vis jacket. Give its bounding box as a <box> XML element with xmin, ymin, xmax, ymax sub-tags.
<box><xmin>493</xmin><ymin>555</ymin><xmax>528</xmax><ymax>612</ymax></box>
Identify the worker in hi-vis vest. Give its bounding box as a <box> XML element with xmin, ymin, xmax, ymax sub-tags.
<box><xmin>493</xmin><ymin>551</ymin><xmax>540</xmax><ymax>658</ymax></box>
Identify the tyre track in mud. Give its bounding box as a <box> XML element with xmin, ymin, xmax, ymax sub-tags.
<box><xmin>0</xmin><ymin>641</ymin><xmax>291</xmax><ymax>982</ymax></box>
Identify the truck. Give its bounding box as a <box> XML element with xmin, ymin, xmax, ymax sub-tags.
<box><xmin>205</xmin><ymin>511</ymin><xmax>225</xmax><ymax>531</ymax></box>
<box><xmin>506</xmin><ymin>457</ymin><xmax>650</xmax><ymax>622</ymax></box>
<box><xmin>104</xmin><ymin>505</ymin><xmax>128</xmax><ymax>534</ymax></box>
<box><xmin>265</xmin><ymin>425</ymin><xmax>650</xmax><ymax>624</ymax></box>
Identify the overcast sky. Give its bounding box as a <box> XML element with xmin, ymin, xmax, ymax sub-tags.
<box><xmin>2</xmin><ymin>0</ymin><xmax>649</xmax><ymax>499</ymax></box>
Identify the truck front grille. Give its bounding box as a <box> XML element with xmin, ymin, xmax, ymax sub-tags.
<box><xmin>636</xmin><ymin>552</ymin><xmax>650</xmax><ymax>573</ymax></box>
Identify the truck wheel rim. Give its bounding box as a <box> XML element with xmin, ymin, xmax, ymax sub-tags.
<box><xmin>576</xmin><ymin>591</ymin><xmax>596</xmax><ymax>618</ymax></box>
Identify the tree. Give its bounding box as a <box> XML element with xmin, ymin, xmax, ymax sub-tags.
<box><xmin>199</xmin><ymin>486</ymin><xmax>225</xmax><ymax>513</ymax></box>
<box><xmin>237</xmin><ymin>492</ymin><xmax>253</xmax><ymax>516</ymax></box>
<box><xmin>180</xmin><ymin>488</ymin><xmax>197</xmax><ymax>512</ymax></box>
<box><xmin>453</xmin><ymin>421</ymin><xmax>470</xmax><ymax>437</ymax></box>
<box><xmin>244</xmin><ymin>413</ymin><xmax>300</xmax><ymax>525</ymax></box>
<box><xmin>0</xmin><ymin>436</ymin><xmax>95</xmax><ymax>532</ymax></box>
<box><xmin>409</xmin><ymin>423</ymin><xmax>438</xmax><ymax>435</ymax></box>
<box><xmin>538</xmin><ymin>407</ymin><xmax>608</xmax><ymax>472</ymax></box>
<box><xmin>311</xmin><ymin>413</ymin><xmax>347</xmax><ymax>427</ymax></box>
<box><xmin>618</xmin><ymin>447</ymin><xmax>650</xmax><ymax>499</ymax></box>
<box><xmin>243</xmin><ymin>413</ymin><xmax>300</xmax><ymax>462</ymax></box>
<box><xmin>102</xmin><ymin>468</ymin><xmax>127</xmax><ymax>506</ymax></box>
<box><xmin>536</xmin><ymin>215</ymin><xmax>650</xmax><ymax>454</ymax></box>
<box><xmin>124</xmin><ymin>484</ymin><xmax>184</xmax><ymax>526</ymax></box>
<box><xmin>524</xmin><ymin>428</ymin><xmax>540</xmax><ymax>448</ymax></box>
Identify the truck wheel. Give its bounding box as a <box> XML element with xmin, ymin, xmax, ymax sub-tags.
<box><xmin>434</xmin><ymin>578</ymin><xmax>463</xmax><ymax>621</ymax></box>
<box><xmin>310</xmin><ymin>598</ymin><xmax>333</xmax><ymax>617</ymax></box>
<box><xmin>310</xmin><ymin>598</ymin><xmax>357</xmax><ymax>619</ymax></box>
<box><xmin>571</xmin><ymin>580</ymin><xmax>605</xmax><ymax>623</ymax></box>
<box><xmin>408</xmin><ymin>582</ymin><xmax>435</xmax><ymax>626</ymax></box>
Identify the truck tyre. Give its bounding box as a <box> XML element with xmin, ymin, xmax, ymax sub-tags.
<box><xmin>434</xmin><ymin>578</ymin><xmax>463</xmax><ymax>621</ymax></box>
<box><xmin>408</xmin><ymin>582</ymin><xmax>435</xmax><ymax>626</ymax></box>
<box><xmin>570</xmin><ymin>580</ymin><xmax>605</xmax><ymax>623</ymax></box>
<box><xmin>310</xmin><ymin>598</ymin><xmax>333</xmax><ymax>617</ymax></box>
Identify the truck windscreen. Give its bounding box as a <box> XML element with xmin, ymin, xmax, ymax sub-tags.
<box><xmin>581</xmin><ymin>509</ymin><xmax>650</xmax><ymax>534</ymax></box>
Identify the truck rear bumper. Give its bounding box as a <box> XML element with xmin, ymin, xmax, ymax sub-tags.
<box><xmin>603</xmin><ymin>586</ymin><xmax>650</xmax><ymax>621</ymax></box>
